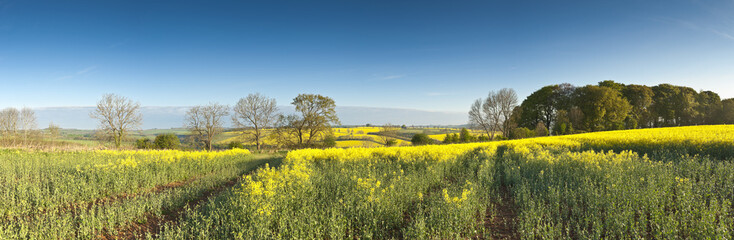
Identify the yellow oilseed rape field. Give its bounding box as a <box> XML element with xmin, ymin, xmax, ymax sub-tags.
<box><xmin>4</xmin><ymin>125</ymin><xmax>734</xmax><ymax>239</ymax></box>
<box><xmin>153</xmin><ymin>125</ymin><xmax>734</xmax><ymax>239</ymax></box>
<box><xmin>219</xmin><ymin>126</ymin><xmax>408</xmax><ymax>148</ymax></box>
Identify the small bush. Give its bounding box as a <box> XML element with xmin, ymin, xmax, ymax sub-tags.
<box><xmin>135</xmin><ymin>137</ymin><xmax>155</xmax><ymax>149</ymax></box>
<box><xmin>511</xmin><ymin>127</ymin><xmax>535</xmax><ymax>139</ymax></box>
<box><xmin>534</xmin><ymin>122</ymin><xmax>548</xmax><ymax>137</ymax></box>
<box><xmin>154</xmin><ymin>134</ymin><xmax>181</xmax><ymax>150</ymax></box>
<box><xmin>227</xmin><ymin>141</ymin><xmax>244</xmax><ymax>149</ymax></box>
<box><xmin>411</xmin><ymin>133</ymin><xmax>434</xmax><ymax>146</ymax></box>
<box><xmin>321</xmin><ymin>135</ymin><xmax>337</xmax><ymax>148</ymax></box>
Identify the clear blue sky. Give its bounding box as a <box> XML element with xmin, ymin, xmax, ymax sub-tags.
<box><xmin>1</xmin><ymin>0</ymin><xmax>733</xmax><ymax>112</ymax></box>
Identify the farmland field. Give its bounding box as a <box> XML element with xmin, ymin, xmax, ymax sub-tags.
<box><xmin>2</xmin><ymin>125</ymin><xmax>734</xmax><ymax>239</ymax></box>
<box><xmin>160</xmin><ymin>125</ymin><xmax>734</xmax><ymax>239</ymax></box>
<box><xmin>0</xmin><ymin>148</ymin><xmax>274</xmax><ymax>239</ymax></box>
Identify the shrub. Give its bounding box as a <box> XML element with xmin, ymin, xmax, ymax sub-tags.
<box><xmin>511</xmin><ymin>127</ymin><xmax>535</xmax><ymax>139</ymax></box>
<box><xmin>227</xmin><ymin>141</ymin><xmax>244</xmax><ymax>149</ymax></box>
<box><xmin>385</xmin><ymin>139</ymin><xmax>398</xmax><ymax>147</ymax></box>
<box><xmin>459</xmin><ymin>128</ymin><xmax>475</xmax><ymax>142</ymax></box>
<box><xmin>135</xmin><ymin>137</ymin><xmax>155</xmax><ymax>149</ymax></box>
<box><xmin>411</xmin><ymin>133</ymin><xmax>434</xmax><ymax>145</ymax></box>
<box><xmin>321</xmin><ymin>135</ymin><xmax>337</xmax><ymax>148</ymax></box>
<box><xmin>442</xmin><ymin>133</ymin><xmax>454</xmax><ymax>144</ymax></box>
<box><xmin>535</xmin><ymin>122</ymin><xmax>548</xmax><ymax>137</ymax></box>
<box><xmin>154</xmin><ymin>134</ymin><xmax>181</xmax><ymax>150</ymax></box>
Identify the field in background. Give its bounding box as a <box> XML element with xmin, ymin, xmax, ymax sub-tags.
<box><xmin>217</xmin><ymin>126</ymin><xmax>488</xmax><ymax>148</ymax></box>
<box><xmin>50</xmin><ymin>126</ymin><xmax>478</xmax><ymax>149</ymax></box>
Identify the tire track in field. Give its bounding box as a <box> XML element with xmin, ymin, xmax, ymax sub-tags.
<box><xmin>484</xmin><ymin>185</ymin><xmax>519</xmax><ymax>240</ymax></box>
<box><xmin>6</xmin><ymin>174</ymin><xmax>208</xmax><ymax>224</ymax></box>
<box><xmin>97</xmin><ymin>154</ymin><xmax>284</xmax><ymax>240</ymax></box>
<box><xmin>484</xmin><ymin>147</ymin><xmax>519</xmax><ymax>240</ymax></box>
<box><xmin>96</xmin><ymin>176</ymin><xmax>241</xmax><ymax>240</ymax></box>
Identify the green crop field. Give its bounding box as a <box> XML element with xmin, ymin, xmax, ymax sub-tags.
<box><xmin>2</xmin><ymin>126</ymin><xmax>734</xmax><ymax>239</ymax></box>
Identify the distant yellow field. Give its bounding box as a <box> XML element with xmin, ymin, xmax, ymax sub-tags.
<box><xmin>219</xmin><ymin>127</ymin><xmax>498</xmax><ymax>148</ymax></box>
<box><xmin>219</xmin><ymin>126</ymin><xmax>396</xmax><ymax>148</ymax></box>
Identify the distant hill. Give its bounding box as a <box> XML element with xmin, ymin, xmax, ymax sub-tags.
<box><xmin>34</xmin><ymin>106</ymin><xmax>467</xmax><ymax>130</ymax></box>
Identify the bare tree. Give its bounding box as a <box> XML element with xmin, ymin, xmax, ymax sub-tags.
<box><xmin>20</xmin><ymin>107</ymin><xmax>37</xmax><ymax>144</ymax></box>
<box><xmin>48</xmin><ymin>122</ymin><xmax>61</xmax><ymax>140</ymax></box>
<box><xmin>90</xmin><ymin>94</ymin><xmax>143</xmax><ymax>148</ymax></box>
<box><xmin>0</xmin><ymin>108</ymin><xmax>20</xmax><ymax>145</ymax></box>
<box><xmin>469</xmin><ymin>88</ymin><xmax>518</xmax><ymax>140</ymax></box>
<box><xmin>496</xmin><ymin>88</ymin><xmax>519</xmax><ymax>138</ymax></box>
<box><xmin>185</xmin><ymin>103</ymin><xmax>229</xmax><ymax>151</ymax></box>
<box><xmin>377</xmin><ymin>123</ymin><xmax>399</xmax><ymax>146</ymax></box>
<box><xmin>232</xmin><ymin>93</ymin><xmax>278</xmax><ymax>150</ymax></box>
<box><xmin>469</xmin><ymin>99</ymin><xmax>493</xmax><ymax>139</ymax></box>
<box><xmin>0</xmin><ymin>108</ymin><xmax>19</xmax><ymax>139</ymax></box>
<box><xmin>469</xmin><ymin>93</ymin><xmax>500</xmax><ymax>140</ymax></box>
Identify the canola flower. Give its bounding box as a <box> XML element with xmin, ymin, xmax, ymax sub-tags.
<box><xmin>78</xmin><ymin>148</ymin><xmax>251</xmax><ymax>172</ymax></box>
<box><xmin>224</xmin><ymin>125</ymin><xmax>734</xmax><ymax>239</ymax></box>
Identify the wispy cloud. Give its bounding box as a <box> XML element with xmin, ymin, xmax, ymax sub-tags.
<box><xmin>652</xmin><ymin>15</ymin><xmax>734</xmax><ymax>41</ymax></box>
<box><xmin>77</xmin><ymin>66</ymin><xmax>97</xmax><ymax>75</ymax></box>
<box><xmin>710</xmin><ymin>29</ymin><xmax>734</xmax><ymax>40</ymax></box>
<box><xmin>55</xmin><ymin>76</ymin><xmax>73</xmax><ymax>81</ymax></box>
<box><xmin>54</xmin><ymin>66</ymin><xmax>97</xmax><ymax>81</ymax></box>
<box><xmin>380</xmin><ymin>74</ymin><xmax>406</xmax><ymax>80</ymax></box>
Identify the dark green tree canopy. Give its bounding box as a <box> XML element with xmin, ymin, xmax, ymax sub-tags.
<box><xmin>518</xmin><ymin>85</ymin><xmax>559</xmax><ymax>130</ymax></box>
<box><xmin>505</xmin><ymin>81</ymin><xmax>728</xmax><ymax>138</ymax></box>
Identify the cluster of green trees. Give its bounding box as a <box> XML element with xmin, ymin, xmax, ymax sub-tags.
<box><xmin>442</xmin><ymin>128</ymin><xmax>494</xmax><ymax>144</ymax></box>
<box><xmin>511</xmin><ymin>81</ymin><xmax>734</xmax><ymax>136</ymax></box>
<box><xmin>135</xmin><ymin>133</ymin><xmax>181</xmax><ymax>150</ymax></box>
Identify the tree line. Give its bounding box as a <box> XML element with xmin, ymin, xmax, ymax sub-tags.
<box><xmin>91</xmin><ymin>93</ymin><xmax>339</xmax><ymax>151</ymax></box>
<box><xmin>473</xmin><ymin>81</ymin><xmax>734</xmax><ymax>139</ymax></box>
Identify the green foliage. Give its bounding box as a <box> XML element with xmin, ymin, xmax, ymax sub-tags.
<box><xmin>154</xmin><ymin>133</ymin><xmax>181</xmax><ymax>150</ymax></box>
<box><xmin>135</xmin><ymin>137</ymin><xmax>154</xmax><ymax>149</ymax></box>
<box><xmin>696</xmin><ymin>91</ymin><xmax>722</xmax><ymax>124</ymax></box>
<box><xmin>411</xmin><ymin>133</ymin><xmax>434</xmax><ymax>145</ymax></box>
<box><xmin>459</xmin><ymin>128</ymin><xmax>475</xmax><ymax>142</ymax></box>
<box><xmin>511</xmin><ymin>127</ymin><xmax>535</xmax><ymax>139</ymax></box>
<box><xmin>518</xmin><ymin>85</ymin><xmax>559</xmax><ymax>129</ymax></box>
<box><xmin>723</xmin><ymin>98</ymin><xmax>734</xmax><ymax>124</ymax></box>
<box><xmin>534</xmin><ymin>122</ymin><xmax>548</xmax><ymax>136</ymax></box>
<box><xmin>597</xmin><ymin>79</ymin><xmax>625</xmax><ymax>91</ymax></box>
<box><xmin>442</xmin><ymin>133</ymin><xmax>453</xmax><ymax>144</ymax></box>
<box><xmin>385</xmin><ymin>139</ymin><xmax>398</xmax><ymax>147</ymax></box>
<box><xmin>321</xmin><ymin>134</ymin><xmax>337</xmax><ymax>148</ymax></box>
<box><xmin>622</xmin><ymin>84</ymin><xmax>654</xmax><ymax>127</ymax></box>
<box><xmin>510</xmin><ymin>81</ymin><xmax>730</xmax><ymax>138</ymax></box>
<box><xmin>227</xmin><ymin>141</ymin><xmax>244</xmax><ymax>149</ymax></box>
<box><xmin>574</xmin><ymin>85</ymin><xmax>632</xmax><ymax>131</ymax></box>
<box><xmin>277</xmin><ymin>94</ymin><xmax>340</xmax><ymax>148</ymax></box>
<box><xmin>625</xmin><ymin>117</ymin><xmax>638</xmax><ymax>129</ymax></box>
